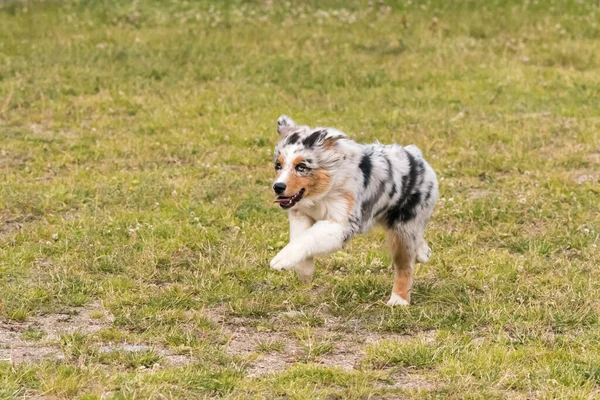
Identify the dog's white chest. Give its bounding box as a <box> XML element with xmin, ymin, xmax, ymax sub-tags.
<box><xmin>299</xmin><ymin>195</ymin><xmax>348</xmax><ymax>223</ymax></box>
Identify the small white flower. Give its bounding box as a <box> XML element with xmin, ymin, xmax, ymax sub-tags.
<box><xmin>519</xmin><ymin>197</ymin><xmax>527</xmax><ymax>204</ymax></box>
<box><xmin>583</xmin><ymin>228</ymin><xmax>590</xmax><ymax>234</ymax></box>
<box><xmin>51</xmin><ymin>233</ymin><xmax>58</xmax><ymax>240</ymax></box>
<box><xmin>171</xmin><ymin>190</ymin><xmax>177</xmax><ymax>196</ymax></box>
<box><xmin>190</xmin><ymin>211</ymin><xmax>195</xmax><ymax>216</ymax></box>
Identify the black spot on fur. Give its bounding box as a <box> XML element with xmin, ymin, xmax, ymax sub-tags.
<box><xmin>360</xmin><ymin>197</ymin><xmax>375</xmax><ymax>220</ymax></box>
<box><xmin>302</xmin><ymin>130</ymin><xmax>326</xmax><ymax>148</ymax></box>
<box><xmin>385</xmin><ymin>151</ymin><xmax>424</xmax><ymax>226</ymax></box>
<box><xmin>415</xmin><ymin>160</ymin><xmax>426</xmax><ymax>186</ymax></box>
<box><xmin>424</xmin><ymin>182</ymin><xmax>434</xmax><ymax>202</ymax></box>
<box><xmin>361</xmin><ymin>181</ymin><xmax>385</xmax><ymax>224</ymax></box>
<box><xmin>374</xmin><ymin>205</ymin><xmax>387</xmax><ymax>218</ymax></box>
<box><xmin>385</xmin><ymin>156</ymin><xmax>393</xmax><ymax>178</ymax></box>
<box><xmin>344</xmin><ymin>216</ymin><xmax>360</xmax><ymax>243</ymax></box>
<box><xmin>385</xmin><ymin>156</ymin><xmax>397</xmax><ymax>197</ymax></box>
<box><xmin>400</xmin><ymin>151</ymin><xmax>419</xmax><ymax>200</ymax></box>
<box><xmin>358</xmin><ymin>153</ymin><xmax>372</xmax><ymax>188</ymax></box>
<box><xmin>342</xmin><ymin>231</ymin><xmax>352</xmax><ymax>243</ymax></box>
<box><xmin>286</xmin><ymin>132</ymin><xmax>300</xmax><ymax>145</ymax></box>
<box><xmin>398</xmin><ymin>192</ymin><xmax>422</xmax><ymax>222</ymax></box>
<box><xmin>349</xmin><ymin>215</ymin><xmax>360</xmax><ymax>228</ymax></box>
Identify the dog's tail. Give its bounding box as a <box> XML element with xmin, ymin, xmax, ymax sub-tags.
<box><xmin>404</xmin><ymin>144</ymin><xmax>423</xmax><ymax>159</ymax></box>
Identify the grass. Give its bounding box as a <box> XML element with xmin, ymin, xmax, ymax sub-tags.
<box><xmin>1</xmin><ymin>0</ymin><xmax>599</xmax><ymax>398</ymax></box>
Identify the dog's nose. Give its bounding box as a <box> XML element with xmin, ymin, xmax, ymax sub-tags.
<box><xmin>273</xmin><ymin>182</ymin><xmax>286</xmax><ymax>195</ymax></box>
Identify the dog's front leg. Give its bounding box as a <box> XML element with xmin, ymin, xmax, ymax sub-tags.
<box><xmin>289</xmin><ymin>212</ymin><xmax>315</xmax><ymax>283</ymax></box>
<box><xmin>270</xmin><ymin>220</ymin><xmax>348</xmax><ymax>272</ymax></box>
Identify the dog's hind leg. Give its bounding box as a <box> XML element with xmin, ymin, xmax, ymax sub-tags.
<box><xmin>387</xmin><ymin>231</ymin><xmax>419</xmax><ymax>306</ymax></box>
<box><xmin>289</xmin><ymin>212</ymin><xmax>315</xmax><ymax>283</ymax></box>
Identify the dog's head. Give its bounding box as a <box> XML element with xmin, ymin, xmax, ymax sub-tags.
<box><xmin>271</xmin><ymin>115</ymin><xmax>346</xmax><ymax>210</ymax></box>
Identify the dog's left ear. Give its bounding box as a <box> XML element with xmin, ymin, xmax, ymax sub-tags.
<box><xmin>277</xmin><ymin>115</ymin><xmax>296</xmax><ymax>136</ymax></box>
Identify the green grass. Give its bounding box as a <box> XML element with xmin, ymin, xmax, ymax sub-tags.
<box><xmin>1</xmin><ymin>0</ymin><xmax>599</xmax><ymax>398</ymax></box>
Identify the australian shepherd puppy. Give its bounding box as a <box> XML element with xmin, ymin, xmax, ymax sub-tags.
<box><xmin>270</xmin><ymin>115</ymin><xmax>438</xmax><ymax>306</ymax></box>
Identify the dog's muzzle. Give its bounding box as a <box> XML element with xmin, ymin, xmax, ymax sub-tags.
<box><xmin>274</xmin><ymin>188</ymin><xmax>305</xmax><ymax>209</ymax></box>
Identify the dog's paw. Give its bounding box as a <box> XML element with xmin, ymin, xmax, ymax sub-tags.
<box><xmin>387</xmin><ymin>293</ymin><xmax>410</xmax><ymax>306</ymax></box>
<box><xmin>416</xmin><ymin>242</ymin><xmax>431</xmax><ymax>264</ymax></box>
<box><xmin>295</xmin><ymin>260</ymin><xmax>315</xmax><ymax>284</ymax></box>
<box><xmin>270</xmin><ymin>248</ymin><xmax>298</xmax><ymax>271</ymax></box>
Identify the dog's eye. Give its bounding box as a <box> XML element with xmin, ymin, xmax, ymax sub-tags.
<box><xmin>296</xmin><ymin>164</ymin><xmax>309</xmax><ymax>173</ymax></box>
<box><xmin>275</xmin><ymin>162</ymin><xmax>282</xmax><ymax>171</ymax></box>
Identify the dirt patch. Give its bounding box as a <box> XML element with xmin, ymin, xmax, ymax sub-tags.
<box><xmin>2</xmin><ymin>302</ymin><xmax>435</xmax><ymax>387</ymax></box>
<box><xmin>227</xmin><ymin>329</ymin><xmax>301</xmax><ymax>377</ymax></box>
<box><xmin>0</xmin><ymin>302</ymin><xmax>112</xmax><ymax>364</ymax></box>
<box><xmin>0</xmin><ymin>303</ymin><xmax>190</xmax><ymax>366</ymax></box>
<box><xmin>205</xmin><ymin>307</ymin><xmax>435</xmax><ymax>377</ymax></box>
<box><xmin>0</xmin><ymin>214</ymin><xmax>38</xmax><ymax>238</ymax></box>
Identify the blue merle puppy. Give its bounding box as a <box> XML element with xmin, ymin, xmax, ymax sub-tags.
<box><xmin>270</xmin><ymin>115</ymin><xmax>438</xmax><ymax>305</ymax></box>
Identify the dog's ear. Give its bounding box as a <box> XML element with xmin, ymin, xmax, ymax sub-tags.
<box><xmin>277</xmin><ymin>115</ymin><xmax>296</xmax><ymax>136</ymax></box>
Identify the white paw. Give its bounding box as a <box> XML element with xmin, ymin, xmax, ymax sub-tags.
<box><xmin>387</xmin><ymin>293</ymin><xmax>409</xmax><ymax>306</ymax></box>
<box><xmin>416</xmin><ymin>242</ymin><xmax>431</xmax><ymax>264</ymax></box>
<box><xmin>270</xmin><ymin>245</ymin><xmax>302</xmax><ymax>271</ymax></box>
<box><xmin>270</xmin><ymin>254</ymin><xmax>295</xmax><ymax>271</ymax></box>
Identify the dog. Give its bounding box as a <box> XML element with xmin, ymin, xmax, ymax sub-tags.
<box><xmin>270</xmin><ymin>115</ymin><xmax>438</xmax><ymax>306</ymax></box>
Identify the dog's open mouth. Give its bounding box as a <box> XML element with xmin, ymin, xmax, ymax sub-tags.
<box><xmin>274</xmin><ymin>188</ymin><xmax>305</xmax><ymax>209</ymax></box>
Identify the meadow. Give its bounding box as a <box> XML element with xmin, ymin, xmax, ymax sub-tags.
<box><xmin>1</xmin><ymin>0</ymin><xmax>599</xmax><ymax>398</ymax></box>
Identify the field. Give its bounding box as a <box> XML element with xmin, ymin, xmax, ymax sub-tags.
<box><xmin>1</xmin><ymin>0</ymin><xmax>600</xmax><ymax>398</ymax></box>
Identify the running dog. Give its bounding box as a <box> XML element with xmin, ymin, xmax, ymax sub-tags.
<box><xmin>270</xmin><ymin>115</ymin><xmax>438</xmax><ymax>305</ymax></box>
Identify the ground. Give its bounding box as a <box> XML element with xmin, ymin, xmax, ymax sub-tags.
<box><xmin>1</xmin><ymin>0</ymin><xmax>599</xmax><ymax>399</ymax></box>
